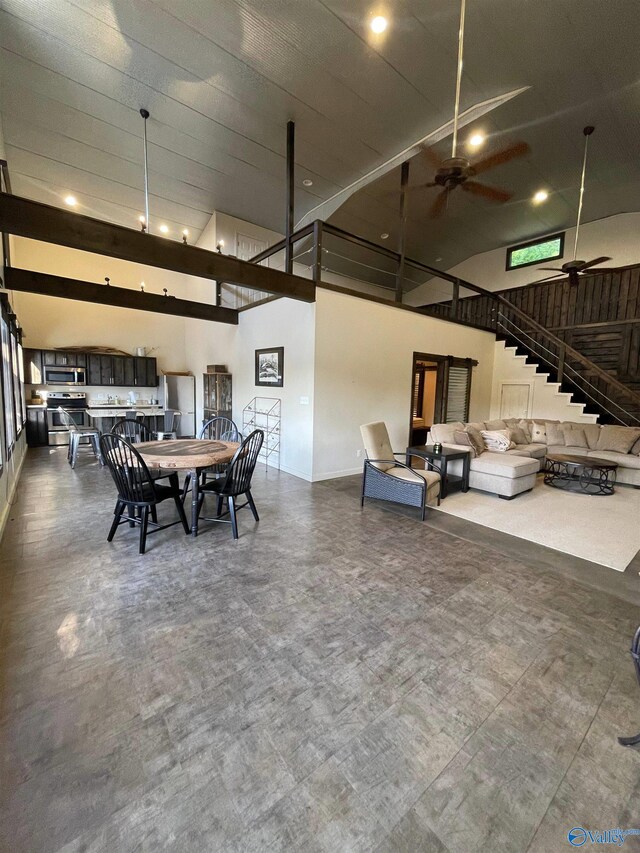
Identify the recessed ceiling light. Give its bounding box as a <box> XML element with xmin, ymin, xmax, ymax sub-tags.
<box><xmin>370</xmin><ymin>15</ymin><xmax>388</xmax><ymax>33</ymax></box>
<box><xmin>159</xmin><ymin>224</ymin><xmax>169</xmax><ymax>234</ymax></box>
<box><xmin>435</xmin><ymin>257</ymin><xmax>443</xmax><ymax>262</ymax></box>
<box><xmin>468</xmin><ymin>132</ymin><xmax>485</xmax><ymax>148</ymax></box>
<box><xmin>303</xmin><ymin>178</ymin><xmax>313</xmax><ymax>187</ymax></box>
<box><xmin>380</xmin><ymin>232</ymin><xmax>389</xmax><ymax>240</ymax></box>
<box><xmin>64</xmin><ymin>195</ymin><xmax>77</xmax><ymax>206</ymax></box>
<box><xmin>533</xmin><ymin>189</ymin><xmax>549</xmax><ymax>204</ymax></box>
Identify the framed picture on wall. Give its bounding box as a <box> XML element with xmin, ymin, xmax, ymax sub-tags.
<box><xmin>255</xmin><ymin>347</ymin><xmax>284</xmax><ymax>387</ymax></box>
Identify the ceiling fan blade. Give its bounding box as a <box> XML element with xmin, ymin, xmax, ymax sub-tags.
<box><xmin>538</xmin><ymin>267</ymin><xmax>566</xmax><ymax>273</ymax></box>
<box><xmin>580</xmin><ymin>267</ymin><xmax>617</xmax><ymax>275</ymax></box>
<box><xmin>472</xmin><ymin>141</ymin><xmax>530</xmax><ymax>175</ymax></box>
<box><xmin>530</xmin><ymin>274</ymin><xmax>566</xmax><ymax>285</ymax></box>
<box><xmin>429</xmin><ymin>188</ymin><xmax>450</xmax><ymax>218</ymax></box>
<box><xmin>419</xmin><ymin>145</ymin><xmax>443</xmax><ymax>171</ymax></box>
<box><xmin>579</xmin><ymin>256</ymin><xmax>612</xmax><ymax>270</ymax></box>
<box><xmin>462</xmin><ymin>181</ymin><xmax>512</xmax><ymax>203</ymax></box>
<box><xmin>380</xmin><ymin>182</ymin><xmax>437</xmax><ymax>198</ymax></box>
<box><xmin>406</xmin><ymin>182</ymin><xmax>439</xmax><ymax>193</ymax></box>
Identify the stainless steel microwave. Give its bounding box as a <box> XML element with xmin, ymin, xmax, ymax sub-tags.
<box><xmin>43</xmin><ymin>365</ymin><xmax>87</xmax><ymax>385</ymax></box>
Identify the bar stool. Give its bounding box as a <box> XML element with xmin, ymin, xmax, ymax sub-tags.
<box><xmin>156</xmin><ymin>409</ymin><xmax>179</xmax><ymax>441</ymax></box>
<box><xmin>58</xmin><ymin>407</ymin><xmax>103</xmax><ymax>469</ymax></box>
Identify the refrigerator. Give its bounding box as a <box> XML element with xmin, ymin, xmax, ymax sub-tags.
<box><xmin>163</xmin><ymin>374</ymin><xmax>196</xmax><ymax>437</ymax></box>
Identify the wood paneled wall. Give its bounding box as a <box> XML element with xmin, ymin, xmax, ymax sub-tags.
<box><xmin>423</xmin><ymin>265</ymin><xmax>640</xmax><ymax>395</ymax></box>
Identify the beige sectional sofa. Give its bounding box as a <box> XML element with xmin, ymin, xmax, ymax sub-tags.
<box><xmin>426</xmin><ymin>418</ymin><xmax>640</xmax><ymax>499</ymax></box>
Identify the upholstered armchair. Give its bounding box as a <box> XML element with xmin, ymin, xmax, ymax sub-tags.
<box><xmin>359</xmin><ymin>421</ymin><xmax>441</xmax><ymax>520</ymax></box>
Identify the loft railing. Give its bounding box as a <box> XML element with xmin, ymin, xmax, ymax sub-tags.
<box><xmin>224</xmin><ymin>219</ymin><xmax>640</xmax><ymax>425</ymax></box>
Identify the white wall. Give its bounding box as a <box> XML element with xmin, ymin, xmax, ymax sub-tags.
<box><xmin>489</xmin><ymin>340</ymin><xmax>598</xmax><ymax>424</ymax></box>
<box><xmin>312</xmin><ymin>289</ymin><xmax>496</xmax><ymax>480</ymax></box>
<box><xmin>233</xmin><ymin>299</ymin><xmax>315</xmax><ymax>480</ymax></box>
<box><xmin>405</xmin><ymin>213</ymin><xmax>640</xmax><ymax>305</ymax></box>
<box><xmin>8</xmin><ymin>238</ymin><xmax>191</xmax><ymax>379</ymax></box>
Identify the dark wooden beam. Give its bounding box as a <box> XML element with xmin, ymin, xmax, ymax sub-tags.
<box><xmin>0</xmin><ymin>194</ymin><xmax>315</xmax><ymax>303</ymax></box>
<box><xmin>4</xmin><ymin>267</ymin><xmax>239</xmax><ymax>324</ymax></box>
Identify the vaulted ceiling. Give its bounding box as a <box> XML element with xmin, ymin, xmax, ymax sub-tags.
<box><xmin>1</xmin><ymin>0</ymin><xmax>639</xmax><ymax>285</ymax></box>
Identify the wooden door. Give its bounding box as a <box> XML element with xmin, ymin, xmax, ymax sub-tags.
<box><xmin>499</xmin><ymin>383</ymin><xmax>531</xmax><ymax>419</ymax></box>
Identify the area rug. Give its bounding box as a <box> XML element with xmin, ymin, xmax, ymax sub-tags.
<box><xmin>434</xmin><ymin>476</ymin><xmax>640</xmax><ymax>572</ymax></box>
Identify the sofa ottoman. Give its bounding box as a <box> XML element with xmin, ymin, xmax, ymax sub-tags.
<box><xmin>468</xmin><ymin>452</ymin><xmax>540</xmax><ymax>499</ymax></box>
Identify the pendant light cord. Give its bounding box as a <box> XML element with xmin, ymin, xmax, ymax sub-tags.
<box><xmin>451</xmin><ymin>0</ymin><xmax>466</xmax><ymax>159</ymax></box>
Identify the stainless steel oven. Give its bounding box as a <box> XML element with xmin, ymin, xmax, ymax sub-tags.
<box><xmin>43</xmin><ymin>365</ymin><xmax>87</xmax><ymax>386</ymax></box>
<box><xmin>46</xmin><ymin>392</ymin><xmax>88</xmax><ymax>445</ymax></box>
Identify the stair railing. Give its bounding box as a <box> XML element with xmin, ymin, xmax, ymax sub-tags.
<box><xmin>496</xmin><ymin>310</ymin><xmax>640</xmax><ymax>426</ymax></box>
<box><xmin>492</xmin><ymin>293</ymin><xmax>640</xmax><ymax>409</ymax></box>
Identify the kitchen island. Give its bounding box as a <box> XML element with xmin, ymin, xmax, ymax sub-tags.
<box><xmin>86</xmin><ymin>406</ymin><xmax>166</xmax><ymax>433</ymax></box>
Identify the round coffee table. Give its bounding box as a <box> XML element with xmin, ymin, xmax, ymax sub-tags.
<box><xmin>544</xmin><ymin>452</ymin><xmax>618</xmax><ymax>496</ymax></box>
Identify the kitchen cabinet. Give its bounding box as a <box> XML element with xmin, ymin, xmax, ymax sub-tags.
<box><xmin>87</xmin><ymin>354</ymin><xmax>102</xmax><ymax>385</ymax></box>
<box><xmin>25</xmin><ymin>349</ymin><xmax>157</xmax><ymax>387</ymax></box>
<box><xmin>26</xmin><ymin>408</ymin><xmax>48</xmax><ymax>447</ymax></box>
<box><xmin>43</xmin><ymin>350</ymin><xmax>85</xmax><ymax>367</ymax></box>
<box><xmin>203</xmin><ymin>371</ymin><xmax>232</xmax><ymax>423</ymax></box>
<box><xmin>23</xmin><ymin>348</ymin><xmax>43</xmax><ymax>384</ymax></box>
<box><xmin>123</xmin><ymin>358</ymin><xmax>135</xmax><ymax>386</ymax></box>
<box><xmin>135</xmin><ymin>357</ymin><xmax>157</xmax><ymax>387</ymax></box>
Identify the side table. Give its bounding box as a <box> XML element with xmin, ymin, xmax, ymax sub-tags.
<box><xmin>405</xmin><ymin>444</ymin><xmax>471</xmax><ymax>499</ymax></box>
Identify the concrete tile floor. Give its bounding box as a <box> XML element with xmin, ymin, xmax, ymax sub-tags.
<box><xmin>1</xmin><ymin>447</ymin><xmax>639</xmax><ymax>852</ymax></box>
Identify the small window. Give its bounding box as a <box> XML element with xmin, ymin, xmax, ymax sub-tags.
<box><xmin>506</xmin><ymin>233</ymin><xmax>564</xmax><ymax>271</ymax></box>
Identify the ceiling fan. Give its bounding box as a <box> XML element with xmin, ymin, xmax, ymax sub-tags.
<box><xmin>533</xmin><ymin>126</ymin><xmax>614</xmax><ymax>286</ymax></box>
<box><xmin>408</xmin><ymin>0</ymin><xmax>530</xmax><ymax>217</ymax></box>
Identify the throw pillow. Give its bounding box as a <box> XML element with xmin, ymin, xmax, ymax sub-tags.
<box><xmin>632</xmin><ymin>436</ymin><xmax>640</xmax><ymax>456</ymax></box>
<box><xmin>517</xmin><ymin>419</ymin><xmax>532</xmax><ymax>442</ymax></box>
<box><xmin>582</xmin><ymin>423</ymin><xmax>602</xmax><ymax>449</ymax></box>
<box><xmin>484</xmin><ymin>419</ymin><xmax>507</xmax><ymax>431</ymax></box>
<box><xmin>596</xmin><ymin>426</ymin><xmax>640</xmax><ymax>454</ymax></box>
<box><xmin>510</xmin><ymin>425</ymin><xmax>529</xmax><ymax>445</ymax></box>
<box><xmin>546</xmin><ymin>423</ymin><xmax>565</xmax><ymax>446</ymax></box>
<box><xmin>530</xmin><ymin>422</ymin><xmax>547</xmax><ymax>443</ymax></box>
<box><xmin>561</xmin><ymin>426</ymin><xmax>588</xmax><ymax>449</ymax></box>
<box><xmin>504</xmin><ymin>418</ymin><xmax>519</xmax><ymax>428</ymax></box>
<box><xmin>480</xmin><ymin>429</ymin><xmax>516</xmax><ymax>452</ymax></box>
<box><xmin>430</xmin><ymin>422</ymin><xmax>464</xmax><ymax>444</ymax></box>
<box><xmin>465</xmin><ymin>426</ymin><xmax>486</xmax><ymax>456</ymax></box>
<box><xmin>454</xmin><ymin>430</ymin><xmax>477</xmax><ymax>456</ymax></box>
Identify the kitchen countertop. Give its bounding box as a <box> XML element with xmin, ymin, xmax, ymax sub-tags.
<box><xmin>27</xmin><ymin>404</ymin><xmax>47</xmax><ymax>409</ymax></box>
<box><xmin>87</xmin><ymin>407</ymin><xmax>165</xmax><ymax>419</ymax></box>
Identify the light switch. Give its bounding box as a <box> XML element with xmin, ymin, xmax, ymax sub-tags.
<box><xmin>299</xmin><ymin>396</ymin><xmax>310</xmax><ymax>405</ymax></box>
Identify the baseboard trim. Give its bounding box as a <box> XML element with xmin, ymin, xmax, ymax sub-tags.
<box><xmin>312</xmin><ymin>466</ymin><xmax>362</xmax><ymax>482</ymax></box>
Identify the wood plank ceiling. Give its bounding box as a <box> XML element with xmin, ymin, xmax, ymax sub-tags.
<box><xmin>1</xmin><ymin>0</ymin><xmax>639</xmax><ymax>288</ymax></box>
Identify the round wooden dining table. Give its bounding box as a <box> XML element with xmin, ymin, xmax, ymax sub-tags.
<box><xmin>137</xmin><ymin>439</ymin><xmax>239</xmax><ymax>537</ymax></box>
